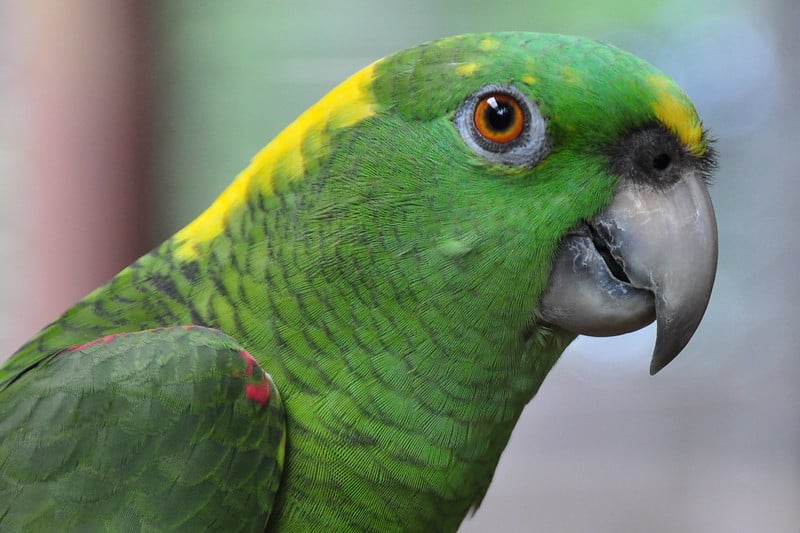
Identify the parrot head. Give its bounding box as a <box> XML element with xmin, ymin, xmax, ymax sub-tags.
<box><xmin>179</xmin><ymin>32</ymin><xmax>718</xmax><ymax>376</ymax></box>
<box><xmin>366</xmin><ymin>32</ymin><xmax>717</xmax><ymax>374</ymax></box>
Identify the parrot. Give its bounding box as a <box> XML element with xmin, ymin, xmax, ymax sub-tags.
<box><xmin>0</xmin><ymin>32</ymin><xmax>718</xmax><ymax>532</ymax></box>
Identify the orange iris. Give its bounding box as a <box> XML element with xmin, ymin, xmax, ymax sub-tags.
<box><xmin>473</xmin><ymin>94</ymin><xmax>525</xmax><ymax>143</ymax></box>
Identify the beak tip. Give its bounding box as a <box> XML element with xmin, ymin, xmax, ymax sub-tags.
<box><xmin>650</xmin><ymin>356</ymin><xmax>669</xmax><ymax>376</ymax></box>
<box><xmin>649</xmin><ymin>357</ymin><xmax>669</xmax><ymax>376</ymax></box>
<box><xmin>649</xmin><ymin>324</ymin><xmax>693</xmax><ymax>376</ymax></box>
<box><xmin>649</xmin><ymin>351</ymin><xmax>677</xmax><ymax>376</ymax></box>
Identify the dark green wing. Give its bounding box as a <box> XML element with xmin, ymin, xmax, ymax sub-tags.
<box><xmin>0</xmin><ymin>326</ymin><xmax>285</xmax><ymax>531</ymax></box>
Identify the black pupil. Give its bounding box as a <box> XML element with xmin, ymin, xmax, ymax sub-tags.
<box><xmin>652</xmin><ymin>152</ymin><xmax>671</xmax><ymax>171</ymax></box>
<box><xmin>484</xmin><ymin>96</ymin><xmax>515</xmax><ymax>132</ymax></box>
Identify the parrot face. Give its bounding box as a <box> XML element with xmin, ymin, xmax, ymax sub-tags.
<box><xmin>0</xmin><ymin>32</ymin><xmax>718</xmax><ymax>532</ymax></box>
<box><xmin>360</xmin><ymin>32</ymin><xmax>717</xmax><ymax>373</ymax></box>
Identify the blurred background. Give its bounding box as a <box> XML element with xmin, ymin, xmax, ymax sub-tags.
<box><xmin>0</xmin><ymin>0</ymin><xmax>797</xmax><ymax>531</ymax></box>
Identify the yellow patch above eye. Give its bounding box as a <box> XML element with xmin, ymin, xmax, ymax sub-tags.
<box><xmin>647</xmin><ymin>74</ymin><xmax>704</xmax><ymax>155</ymax></box>
<box><xmin>456</xmin><ymin>62</ymin><xmax>480</xmax><ymax>77</ymax></box>
<box><xmin>174</xmin><ymin>62</ymin><xmax>378</xmax><ymax>260</ymax></box>
<box><xmin>521</xmin><ymin>74</ymin><xmax>537</xmax><ymax>86</ymax></box>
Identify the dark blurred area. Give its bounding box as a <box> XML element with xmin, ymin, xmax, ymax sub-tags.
<box><xmin>0</xmin><ymin>1</ymin><xmax>797</xmax><ymax>531</ymax></box>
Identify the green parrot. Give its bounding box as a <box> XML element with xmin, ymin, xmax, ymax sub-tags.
<box><xmin>0</xmin><ymin>32</ymin><xmax>718</xmax><ymax>532</ymax></box>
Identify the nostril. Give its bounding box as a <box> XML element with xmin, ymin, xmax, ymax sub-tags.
<box><xmin>652</xmin><ymin>152</ymin><xmax>671</xmax><ymax>171</ymax></box>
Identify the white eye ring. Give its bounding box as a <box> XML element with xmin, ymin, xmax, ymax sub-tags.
<box><xmin>454</xmin><ymin>84</ymin><xmax>550</xmax><ymax>167</ymax></box>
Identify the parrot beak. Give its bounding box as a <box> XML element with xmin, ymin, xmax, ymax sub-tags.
<box><xmin>538</xmin><ymin>170</ymin><xmax>718</xmax><ymax>374</ymax></box>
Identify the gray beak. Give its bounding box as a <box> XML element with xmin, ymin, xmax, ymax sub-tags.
<box><xmin>538</xmin><ymin>170</ymin><xmax>718</xmax><ymax>374</ymax></box>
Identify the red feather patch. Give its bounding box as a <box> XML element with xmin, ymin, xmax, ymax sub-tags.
<box><xmin>238</xmin><ymin>350</ymin><xmax>271</xmax><ymax>407</ymax></box>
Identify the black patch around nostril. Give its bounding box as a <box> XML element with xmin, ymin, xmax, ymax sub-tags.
<box><xmin>608</xmin><ymin>125</ymin><xmax>690</xmax><ymax>187</ymax></box>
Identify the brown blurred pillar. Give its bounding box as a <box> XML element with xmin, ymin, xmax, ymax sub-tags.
<box><xmin>7</xmin><ymin>1</ymin><xmax>151</xmax><ymax>353</ymax></box>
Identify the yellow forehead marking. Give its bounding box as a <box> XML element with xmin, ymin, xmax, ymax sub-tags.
<box><xmin>521</xmin><ymin>74</ymin><xmax>537</xmax><ymax>86</ymax></box>
<box><xmin>478</xmin><ymin>38</ymin><xmax>500</xmax><ymax>51</ymax></box>
<box><xmin>174</xmin><ymin>62</ymin><xmax>377</xmax><ymax>260</ymax></box>
<box><xmin>456</xmin><ymin>62</ymin><xmax>480</xmax><ymax>77</ymax></box>
<box><xmin>647</xmin><ymin>74</ymin><xmax>704</xmax><ymax>155</ymax></box>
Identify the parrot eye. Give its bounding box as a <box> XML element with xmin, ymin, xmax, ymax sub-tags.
<box><xmin>474</xmin><ymin>94</ymin><xmax>525</xmax><ymax>143</ymax></box>
<box><xmin>455</xmin><ymin>84</ymin><xmax>550</xmax><ymax>167</ymax></box>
